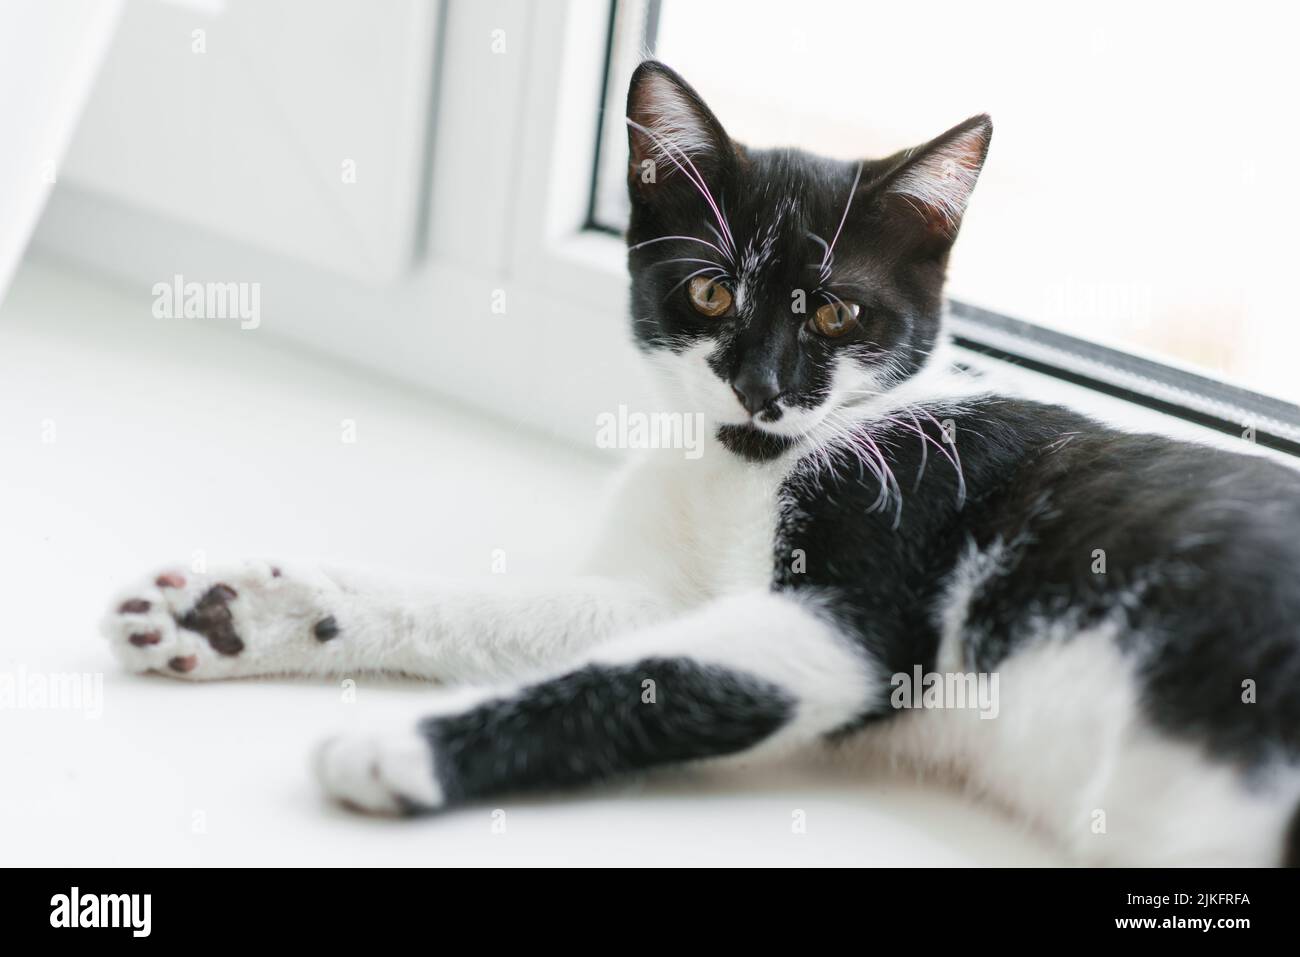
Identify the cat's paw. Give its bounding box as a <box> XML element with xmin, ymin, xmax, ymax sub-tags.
<box><xmin>314</xmin><ymin>731</ymin><xmax>443</xmax><ymax>815</ymax></box>
<box><xmin>101</xmin><ymin>561</ymin><xmax>338</xmax><ymax>679</ymax></box>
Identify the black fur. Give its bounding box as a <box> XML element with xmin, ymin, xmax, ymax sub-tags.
<box><xmin>421</xmin><ymin>659</ymin><xmax>792</xmax><ymax>803</ymax></box>
<box><xmin>774</xmin><ymin>399</ymin><xmax>1300</xmax><ymax>767</ymax></box>
<box><xmin>313</xmin><ymin>616</ymin><xmax>340</xmax><ymax>641</ymax></box>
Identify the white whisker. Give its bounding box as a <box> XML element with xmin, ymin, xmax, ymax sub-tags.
<box><xmin>817</xmin><ymin>162</ymin><xmax>864</xmax><ymax>282</ymax></box>
<box><xmin>629</xmin><ymin>234</ymin><xmax>728</xmax><ymax>259</ymax></box>
<box><xmin>662</xmin><ymin>265</ymin><xmax>727</xmax><ymax>302</ymax></box>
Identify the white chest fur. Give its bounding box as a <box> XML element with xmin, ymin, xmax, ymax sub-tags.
<box><xmin>679</xmin><ymin>450</ymin><xmax>785</xmax><ymax>600</ymax></box>
<box><xmin>585</xmin><ymin>441</ymin><xmax>790</xmax><ymax>610</ymax></box>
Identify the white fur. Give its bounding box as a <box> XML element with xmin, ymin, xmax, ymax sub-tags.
<box><xmin>847</xmin><ymin>622</ymin><xmax>1299</xmax><ymax>866</ymax></box>
<box><xmin>314</xmin><ymin>730</ymin><xmax>442</xmax><ymax>814</ymax></box>
<box><xmin>103</xmin><ymin>562</ymin><xmax>667</xmax><ymax>684</ymax></box>
<box><xmin>889</xmin><ymin>124</ymin><xmax>989</xmax><ymax>234</ymax></box>
<box><xmin>933</xmin><ymin>537</ymin><xmax>1011</xmax><ymax>673</ymax></box>
<box><xmin>631</xmin><ymin>72</ymin><xmax>715</xmax><ymax>163</ymax></box>
<box><xmin>912</xmin><ymin>526</ymin><xmax>1300</xmax><ymax>866</ymax></box>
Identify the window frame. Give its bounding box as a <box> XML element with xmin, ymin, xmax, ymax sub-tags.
<box><xmin>34</xmin><ymin>0</ymin><xmax>663</xmax><ymax>448</ymax></box>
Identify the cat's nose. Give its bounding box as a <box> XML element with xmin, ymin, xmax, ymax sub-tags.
<box><xmin>731</xmin><ymin>369</ymin><xmax>781</xmax><ymax>416</ymax></box>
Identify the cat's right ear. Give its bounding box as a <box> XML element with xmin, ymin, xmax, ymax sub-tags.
<box><xmin>871</xmin><ymin>114</ymin><xmax>992</xmax><ymax>250</ymax></box>
<box><xmin>626</xmin><ymin>61</ymin><xmax>732</xmax><ymax>196</ymax></box>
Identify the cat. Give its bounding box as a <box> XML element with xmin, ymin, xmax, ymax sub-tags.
<box><xmin>103</xmin><ymin>61</ymin><xmax>1300</xmax><ymax>866</ymax></box>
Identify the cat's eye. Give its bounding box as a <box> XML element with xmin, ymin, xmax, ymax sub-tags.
<box><xmin>687</xmin><ymin>276</ymin><xmax>733</xmax><ymax>317</ymax></box>
<box><xmin>812</xmin><ymin>301</ymin><xmax>861</xmax><ymax>338</ymax></box>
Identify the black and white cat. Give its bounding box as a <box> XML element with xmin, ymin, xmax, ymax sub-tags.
<box><xmin>103</xmin><ymin>62</ymin><xmax>1300</xmax><ymax>866</ymax></box>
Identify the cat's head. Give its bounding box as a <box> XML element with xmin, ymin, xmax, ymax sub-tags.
<box><xmin>625</xmin><ymin>61</ymin><xmax>990</xmax><ymax>461</ymax></box>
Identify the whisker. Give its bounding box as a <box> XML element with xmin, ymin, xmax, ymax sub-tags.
<box><xmin>905</xmin><ymin>408</ymin><xmax>928</xmax><ymax>491</ymax></box>
<box><xmin>911</xmin><ymin>405</ymin><xmax>967</xmax><ymax>508</ymax></box>
<box><xmin>822</xmin><ymin>408</ymin><xmax>896</xmax><ymax>517</ymax></box>
<box><xmin>854</xmin><ymin>424</ymin><xmax>905</xmax><ymax>526</ymax></box>
<box><xmin>650</xmin><ymin>257</ymin><xmax>727</xmax><ymax>271</ymax></box>
<box><xmin>662</xmin><ymin>265</ymin><xmax>727</xmax><ymax>303</ymax></box>
<box><xmin>820</xmin><ymin>289</ymin><xmax>853</xmax><ymax>316</ymax></box>
<box><xmin>807</xmin><ymin>232</ymin><xmax>832</xmax><ymax>281</ymax></box>
<box><xmin>628</xmin><ymin>234</ymin><xmax>728</xmax><ymax>259</ymax></box>
<box><xmin>820</xmin><ymin>162</ymin><xmax>864</xmax><ymax>281</ymax></box>
<box><xmin>704</xmin><ymin>223</ymin><xmax>735</xmax><ymax>264</ymax></box>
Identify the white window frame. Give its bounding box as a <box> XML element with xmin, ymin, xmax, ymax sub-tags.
<box><xmin>33</xmin><ymin>0</ymin><xmax>650</xmax><ymax>448</ymax></box>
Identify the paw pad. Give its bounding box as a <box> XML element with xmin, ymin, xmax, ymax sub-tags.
<box><xmin>178</xmin><ymin>585</ymin><xmax>245</xmax><ymax>656</ymax></box>
<box><xmin>104</xmin><ymin>562</ymin><xmax>332</xmax><ymax>680</ymax></box>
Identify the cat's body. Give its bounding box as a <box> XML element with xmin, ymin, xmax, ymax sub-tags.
<box><xmin>597</xmin><ymin>365</ymin><xmax>1300</xmax><ymax>866</ymax></box>
<box><xmin>103</xmin><ymin>62</ymin><xmax>1300</xmax><ymax>865</ymax></box>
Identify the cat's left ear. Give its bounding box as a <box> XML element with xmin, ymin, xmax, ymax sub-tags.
<box><xmin>625</xmin><ymin>61</ymin><xmax>733</xmax><ymax>195</ymax></box>
<box><xmin>872</xmin><ymin>114</ymin><xmax>992</xmax><ymax>247</ymax></box>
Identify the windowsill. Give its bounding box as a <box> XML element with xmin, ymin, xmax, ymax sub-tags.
<box><xmin>553</xmin><ymin>225</ymin><xmax>628</xmax><ymax>276</ymax></box>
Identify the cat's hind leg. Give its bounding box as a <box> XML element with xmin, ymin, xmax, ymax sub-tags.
<box><xmin>314</xmin><ymin>589</ymin><xmax>878</xmax><ymax>814</ymax></box>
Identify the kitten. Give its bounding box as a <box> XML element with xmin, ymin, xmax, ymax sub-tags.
<box><xmin>103</xmin><ymin>61</ymin><xmax>1300</xmax><ymax>866</ymax></box>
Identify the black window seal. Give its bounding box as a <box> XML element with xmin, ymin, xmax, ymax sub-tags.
<box><xmin>948</xmin><ymin>301</ymin><xmax>1300</xmax><ymax>456</ymax></box>
<box><xmin>583</xmin><ymin>0</ymin><xmax>661</xmax><ymax>236</ymax></box>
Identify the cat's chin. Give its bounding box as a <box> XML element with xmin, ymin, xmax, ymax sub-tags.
<box><xmin>715</xmin><ymin>423</ymin><xmax>797</xmax><ymax>463</ymax></box>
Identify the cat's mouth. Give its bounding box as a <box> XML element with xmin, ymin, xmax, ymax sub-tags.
<box><xmin>715</xmin><ymin>396</ymin><xmax>846</xmax><ymax>461</ymax></box>
<box><xmin>715</xmin><ymin>423</ymin><xmax>798</xmax><ymax>462</ymax></box>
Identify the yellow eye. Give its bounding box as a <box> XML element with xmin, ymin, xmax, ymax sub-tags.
<box><xmin>687</xmin><ymin>276</ymin><xmax>733</xmax><ymax>317</ymax></box>
<box><xmin>812</xmin><ymin>301</ymin><xmax>861</xmax><ymax>337</ymax></box>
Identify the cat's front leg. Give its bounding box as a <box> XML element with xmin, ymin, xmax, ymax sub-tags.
<box><xmin>314</xmin><ymin>589</ymin><xmax>880</xmax><ymax>814</ymax></box>
<box><xmin>101</xmin><ymin>562</ymin><xmax>668</xmax><ymax>683</ymax></box>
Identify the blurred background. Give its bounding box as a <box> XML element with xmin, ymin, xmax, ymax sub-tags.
<box><xmin>1</xmin><ymin>0</ymin><xmax>1295</xmax><ymax>866</ymax></box>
